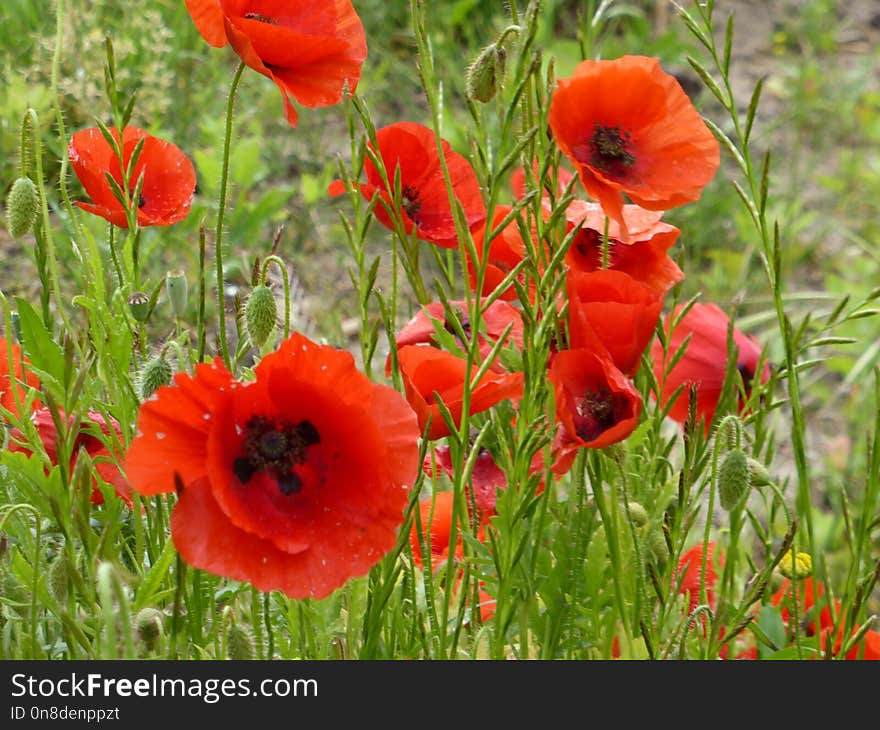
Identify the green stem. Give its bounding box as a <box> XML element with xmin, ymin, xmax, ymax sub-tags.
<box><xmin>214</xmin><ymin>61</ymin><xmax>246</xmax><ymax>370</ymax></box>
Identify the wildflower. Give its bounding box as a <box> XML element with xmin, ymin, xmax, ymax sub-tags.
<box><xmin>397</xmin><ymin>345</ymin><xmax>524</xmax><ymax>440</ymax></box>
<box><xmin>424</xmin><ymin>444</ymin><xmax>506</xmax><ymax>515</ymax></box>
<box><xmin>548</xmin><ymin>55</ymin><xmax>719</xmax><ymax>239</ymax></box>
<box><xmin>329</xmin><ymin>121</ymin><xmax>486</xmax><ymax>247</ymax></box>
<box><xmin>549</xmin><ymin>349</ymin><xmax>642</xmax><ymax>457</ymax></box>
<box><xmin>0</xmin><ymin>338</ymin><xmax>41</xmax><ymax>418</ymax></box>
<box><xmin>564</xmin><ymin>199</ymin><xmax>684</xmax><ymax>296</ymax></box>
<box><xmin>566</xmin><ymin>269</ymin><xmax>663</xmax><ymax>377</ymax></box>
<box><xmin>124</xmin><ymin>333</ymin><xmax>420</xmax><ymax>599</ymax></box>
<box><xmin>68</xmin><ymin>126</ymin><xmax>196</xmax><ymax>228</ymax></box>
<box><xmin>392</xmin><ymin>299</ymin><xmax>523</xmax><ymax>374</ymax></box>
<box><xmin>9</xmin><ymin>408</ymin><xmax>132</xmax><ymax>506</ymax></box>
<box><xmin>651</xmin><ymin>303</ymin><xmax>770</xmax><ymax>433</ymax></box>
<box><xmin>676</xmin><ymin>542</ymin><xmax>722</xmax><ymax>614</ymax></box>
<box><xmin>466</xmin><ymin>205</ymin><xmax>529</xmax><ymax>302</ymax></box>
<box><xmin>184</xmin><ymin>0</ymin><xmax>367</xmax><ymax>126</ymax></box>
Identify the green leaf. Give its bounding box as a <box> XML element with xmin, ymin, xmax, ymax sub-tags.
<box><xmin>15</xmin><ymin>297</ymin><xmax>65</xmax><ymax>386</ymax></box>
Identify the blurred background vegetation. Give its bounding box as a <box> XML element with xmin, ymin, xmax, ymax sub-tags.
<box><xmin>1</xmin><ymin>0</ymin><xmax>878</xmax><ymax>563</ymax></box>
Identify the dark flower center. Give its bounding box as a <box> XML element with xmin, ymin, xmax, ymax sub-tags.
<box><xmin>401</xmin><ymin>184</ymin><xmax>422</xmax><ymax>221</ymax></box>
<box><xmin>233</xmin><ymin>415</ymin><xmax>321</xmax><ymax>495</ymax></box>
<box><xmin>574</xmin><ymin>387</ymin><xmax>628</xmax><ymax>442</ymax></box>
<box><xmin>589</xmin><ymin>124</ymin><xmax>635</xmax><ymax>177</ymax></box>
<box><xmin>244</xmin><ymin>12</ymin><xmax>279</xmax><ymax>24</ymax></box>
<box><xmin>573</xmin><ymin>228</ymin><xmax>623</xmax><ymax>270</ymax></box>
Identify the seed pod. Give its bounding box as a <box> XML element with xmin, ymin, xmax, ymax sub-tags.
<box><xmin>165</xmin><ymin>270</ymin><xmax>188</xmax><ymax>319</ymax></box>
<box><xmin>6</xmin><ymin>177</ymin><xmax>39</xmax><ymax>238</ymax></box>
<box><xmin>128</xmin><ymin>291</ymin><xmax>151</xmax><ymax>323</ymax></box>
<box><xmin>245</xmin><ymin>284</ymin><xmax>277</xmax><ymax>350</ymax></box>
<box><xmin>227</xmin><ymin>623</ymin><xmax>256</xmax><ymax>660</ymax></box>
<box><xmin>139</xmin><ymin>356</ymin><xmax>173</xmax><ymax>400</ymax></box>
<box><xmin>465</xmin><ymin>43</ymin><xmax>506</xmax><ymax>103</ymax></box>
<box><xmin>718</xmin><ymin>448</ymin><xmax>750</xmax><ymax>511</ymax></box>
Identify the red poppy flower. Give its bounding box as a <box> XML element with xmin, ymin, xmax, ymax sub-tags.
<box><xmin>329</xmin><ymin>122</ymin><xmax>486</xmax><ymax>247</ymax></box>
<box><xmin>9</xmin><ymin>408</ymin><xmax>132</xmax><ymax>506</ymax></box>
<box><xmin>564</xmin><ymin>200</ymin><xmax>683</xmax><ymax>296</ymax></box>
<box><xmin>397</xmin><ymin>345</ymin><xmax>524</xmax><ymax>440</ymax></box>
<box><xmin>423</xmin><ymin>445</ymin><xmax>506</xmax><ymax>515</ymax></box>
<box><xmin>548</xmin><ymin>56</ymin><xmax>719</xmax><ymax>239</ymax></box>
<box><xmin>467</xmin><ymin>205</ymin><xmax>548</xmax><ymax>302</ymax></box>
<box><xmin>566</xmin><ymin>269</ymin><xmax>663</xmax><ymax>377</ymax></box>
<box><xmin>68</xmin><ymin>127</ymin><xmax>196</xmax><ymax>229</ymax></box>
<box><xmin>0</xmin><ymin>338</ymin><xmax>41</xmax><ymax>418</ymax></box>
<box><xmin>549</xmin><ymin>349</ymin><xmax>641</xmax><ymax>463</ymax></box>
<box><xmin>124</xmin><ymin>333</ymin><xmax>420</xmax><ymax>599</ymax></box>
<box><xmin>185</xmin><ymin>0</ymin><xmax>367</xmax><ymax>127</ymax></box>
<box><xmin>676</xmin><ymin>542</ymin><xmax>722</xmax><ymax>614</ymax></box>
<box><xmin>651</xmin><ymin>303</ymin><xmax>771</xmax><ymax>432</ymax></box>
<box><xmin>408</xmin><ymin>489</ymin><xmax>496</xmax><ymax>621</ymax></box>
<box><xmin>391</xmin><ymin>299</ymin><xmax>523</xmax><ymax>375</ymax></box>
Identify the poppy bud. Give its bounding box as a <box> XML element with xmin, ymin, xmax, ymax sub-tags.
<box><xmin>718</xmin><ymin>448</ymin><xmax>750</xmax><ymax>511</ymax></box>
<box><xmin>165</xmin><ymin>270</ymin><xmax>188</xmax><ymax>319</ymax></box>
<box><xmin>128</xmin><ymin>291</ymin><xmax>151</xmax><ymax>322</ymax></box>
<box><xmin>47</xmin><ymin>553</ymin><xmax>71</xmax><ymax>603</ymax></box>
<box><xmin>139</xmin><ymin>356</ymin><xmax>173</xmax><ymax>400</ymax></box>
<box><xmin>465</xmin><ymin>43</ymin><xmax>506</xmax><ymax>103</ymax></box>
<box><xmin>647</xmin><ymin>528</ymin><xmax>669</xmax><ymax>565</ymax></box>
<box><xmin>778</xmin><ymin>549</ymin><xmax>812</xmax><ymax>579</ymax></box>
<box><xmin>134</xmin><ymin>607</ymin><xmax>164</xmax><ymax>652</ymax></box>
<box><xmin>227</xmin><ymin>623</ymin><xmax>256</xmax><ymax>660</ymax></box>
<box><xmin>627</xmin><ymin>501</ymin><xmax>649</xmax><ymax>528</ymax></box>
<box><xmin>6</xmin><ymin>177</ymin><xmax>39</xmax><ymax>238</ymax></box>
<box><xmin>245</xmin><ymin>284</ymin><xmax>277</xmax><ymax>350</ymax></box>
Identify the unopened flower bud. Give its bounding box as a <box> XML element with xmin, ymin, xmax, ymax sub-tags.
<box><xmin>778</xmin><ymin>549</ymin><xmax>812</xmax><ymax>579</ymax></box>
<box><xmin>128</xmin><ymin>291</ymin><xmax>151</xmax><ymax>322</ymax></box>
<box><xmin>718</xmin><ymin>448</ymin><xmax>750</xmax><ymax>511</ymax></box>
<box><xmin>47</xmin><ymin>553</ymin><xmax>71</xmax><ymax>603</ymax></box>
<box><xmin>139</xmin><ymin>356</ymin><xmax>173</xmax><ymax>400</ymax></box>
<box><xmin>465</xmin><ymin>43</ymin><xmax>506</xmax><ymax>103</ymax></box>
<box><xmin>6</xmin><ymin>177</ymin><xmax>39</xmax><ymax>238</ymax></box>
<box><xmin>626</xmin><ymin>502</ymin><xmax>649</xmax><ymax>528</ymax></box>
<box><xmin>647</xmin><ymin>529</ymin><xmax>669</xmax><ymax>565</ymax></box>
<box><xmin>245</xmin><ymin>284</ymin><xmax>277</xmax><ymax>349</ymax></box>
<box><xmin>165</xmin><ymin>270</ymin><xmax>188</xmax><ymax>319</ymax></box>
<box><xmin>227</xmin><ymin>623</ymin><xmax>256</xmax><ymax>660</ymax></box>
<box><xmin>135</xmin><ymin>607</ymin><xmax>164</xmax><ymax>651</ymax></box>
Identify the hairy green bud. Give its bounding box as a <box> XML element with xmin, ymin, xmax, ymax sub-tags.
<box><xmin>465</xmin><ymin>43</ymin><xmax>506</xmax><ymax>103</ymax></box>
<box><xmin>139</xmin><ymin>356</ymin><xmax>173</xmax><ymax>400</ymax></box>
<box><xmin>227</xmin><ymin>623</ymin><xmax>256</xmax><ymax>660</ymax></box>
<box><xmin>6</xmin><ymin>177</ymin><xmax>39</xmax><ymax>238</ymax></box>
<box><xmin>245</xmin><ymin>284</ymin><xmax>277</xmax><ymax>350</ymax></box>
<box><xmin>719</xmin><ymin>449</ymin><xmax>750</xmax><ymax>511</ymax></box>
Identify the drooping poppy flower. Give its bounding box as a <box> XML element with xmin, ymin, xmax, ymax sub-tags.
<box><xmin>423</xmin><ymin>444</ymin><xmax>506</xmax><ymax>515</ymax></box>
<box><xmin>566</xmin><ymin>269</ymin><xmax>663</xmax><ymax>377</ymax></box>
<box><xmin>68</xmin><ymin>127</ymin><xmax>196</xmax><ymax>229</ymax></box>
<box><xmin>0</xmin><ymin>338</ymin><xmax>41</xmax><ymax>418</ymax></box>
<box><xmin>397</xmin><ymin>345</ymin><xmax>524</xmax><ymax>441</ymax></box>
<box><xmin>124</xmin><ymin>332</ymin><xmax>420</xmax><ymax>599</ymax></box>
<box><xmin>564</xmin><ymin>199</ymin><xmax>684</xmax><ymax>296</ymax></box>
<box><xmin>391</xmin><ymin>299</ymin><xmax>523</xmax><ymax>375</ymax></box>
<box><xmin>329</xmin><ymin>122</ymin><xmax>486</xmax><ymax>247</ymax></box>
<box><xmin>549</xmin><ymin>349</ymin><xmax>641</xmax><ymax>465</ymax></box>
<box><xmin>184</xmin><ymin>0</ymin><xmax>367</xmax><ymax>127</ymax></box>
<box><xmin>548</xmin><ymin>55</ymin><xmax>719</xmax><ymax>239</ymax></box>
<box><xmin>650</xmin><ymin>303</ymin><xmax>771</xmax><ymax>433</ymax></box>
<box><xmin>9</xmin><ymin>408</ymin><xmax>132</xmax><ymax>506</ymax></box>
